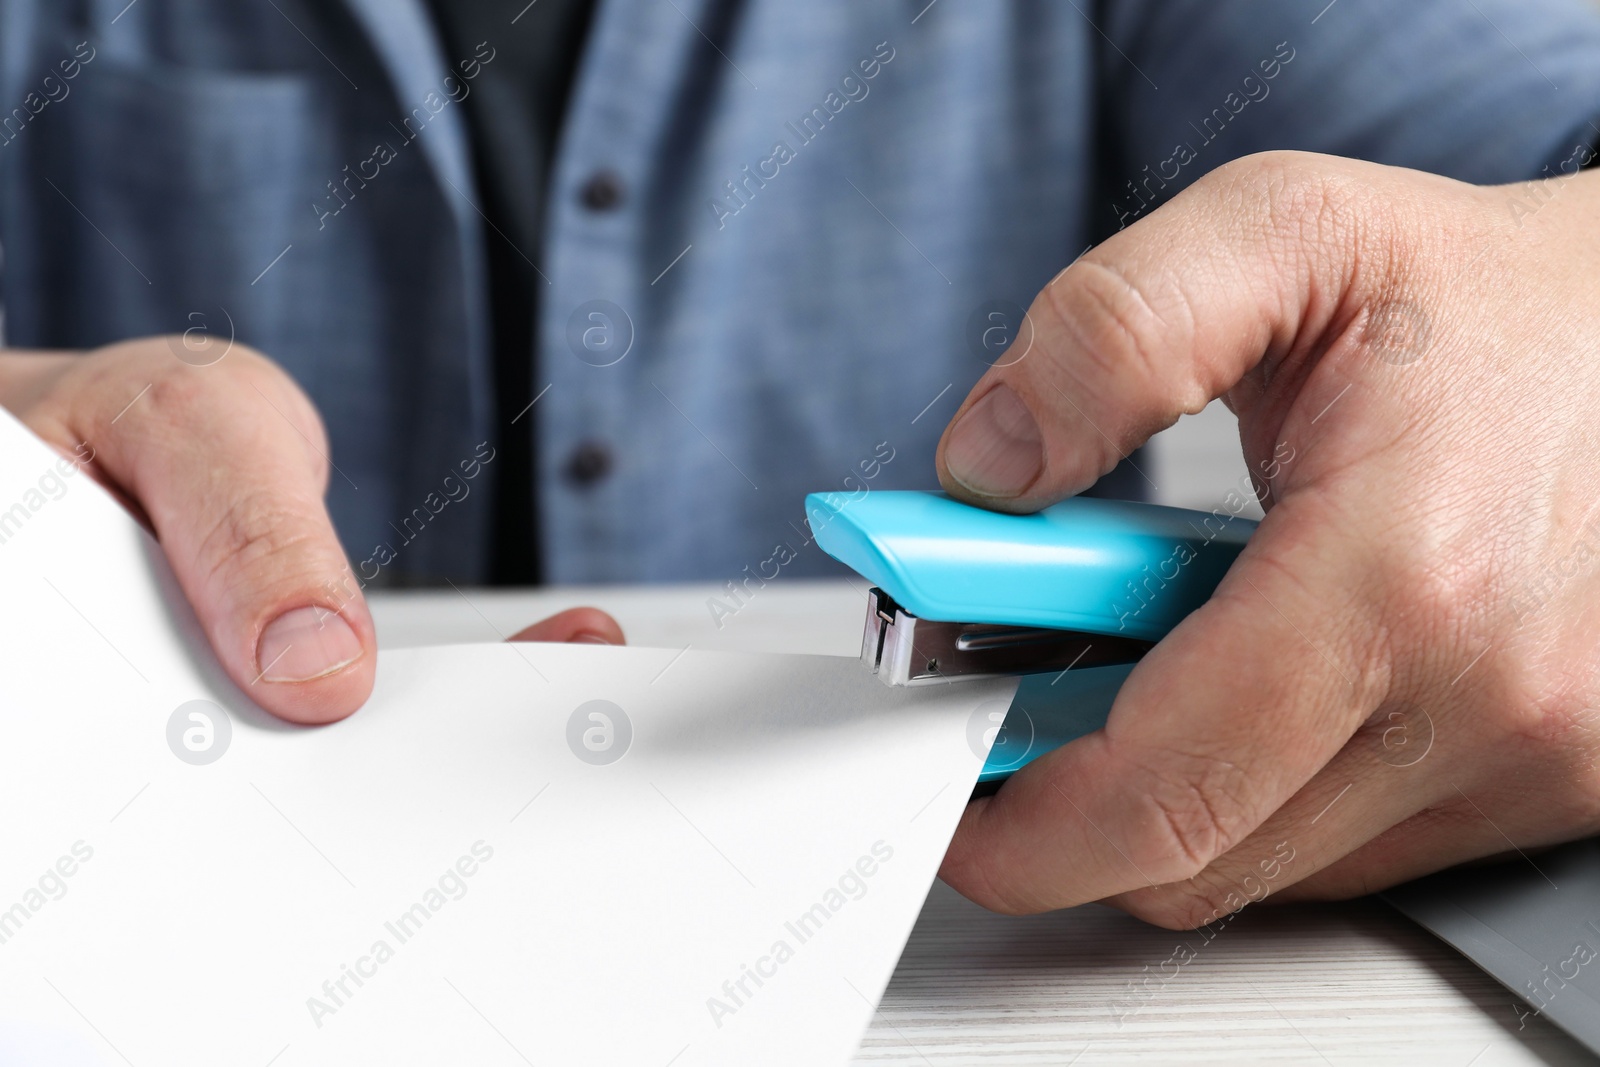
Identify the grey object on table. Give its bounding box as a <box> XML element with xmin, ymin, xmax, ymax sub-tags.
<box><xmin>1384</xmin><ymin>839</ymin><xmax>1600</xmax><ymax>1055</ymax></box>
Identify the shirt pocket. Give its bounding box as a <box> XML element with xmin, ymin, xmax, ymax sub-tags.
<box><xmin>33</xmin><ymin>54</ymin><xmax>332</xmax><ymax>383</ymax></box>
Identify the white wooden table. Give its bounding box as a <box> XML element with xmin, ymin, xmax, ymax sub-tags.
<box><xmin>369</xmin><ymin>580</ymin><xmax>1591</xmax><ymax>1066</ymax></box>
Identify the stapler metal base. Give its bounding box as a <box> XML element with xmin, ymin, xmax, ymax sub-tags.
<box><xmin>862</xmin><ymin>587</ymin><xmax>1153</xmax><ymax>687</ymax></box>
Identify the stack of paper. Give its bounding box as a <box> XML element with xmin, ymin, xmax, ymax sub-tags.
<box><xmin>0</xmin><ymin>409</ymin><xmax>1014</xmax><ymax>1065</ymax></box>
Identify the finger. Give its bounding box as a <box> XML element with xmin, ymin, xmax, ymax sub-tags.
<box><xmin>1273</xmin><ymin>807</ymin><xmax>1492</xmax><ymax>904</ymax></box>
<box><xmin>940</xmin><ymin>497</ymin><xmax>1387</xmax><ymax>914</ymax></box>
<box><xmin>934</xmin><ymin>152</ymin><xmax>1413</xmax><ymax>512</ymax></box>
<box><xmin>508</xmin><ymin>608</ymin><xmax>625</xmax><ymax>645</ymax></box>
<box><xmin>62</xmin><ymin>343</ymin><xmax>375</xmax><ymax>725</ymax></box>
<box><xmin>1102</xmin><ymin>707</ymin><xmax>1455</xmax><ymax>927</ymax></box>
<box><xmin>1276</xmin><ymin>784</ymin><xmax>1579</xmax><ymax>904</ymax></box>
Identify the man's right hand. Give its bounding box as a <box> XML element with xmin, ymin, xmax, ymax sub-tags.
<box><xmin>0</xmin><ymin>338</ymin><xmax>622</xmax><ymax>725</ymax></box>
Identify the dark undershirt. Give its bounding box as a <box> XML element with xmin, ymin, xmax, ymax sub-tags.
<box><xmin>422</xmin><ymin>0</ymin><xmax>597</xmax><ymax>584</ymax></box>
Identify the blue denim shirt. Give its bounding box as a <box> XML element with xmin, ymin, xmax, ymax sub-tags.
<box><xmin>4</xmin><ymin>0</ymin><xmax>1600</xmax><ymax>586</ymax></box>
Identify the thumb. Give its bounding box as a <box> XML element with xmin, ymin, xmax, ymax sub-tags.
<box><xmin>86</xmin><ymin>345</ymin><xmax>375</xmax><ymax>724</ymax></box>
<box><xmin>935</xmin><ymin>152</ymin><xmax>1389</xmax><ymax>512</ymax></box>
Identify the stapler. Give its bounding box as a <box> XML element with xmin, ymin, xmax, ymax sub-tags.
<box><xmin>806</xmin><ymin>490</ymin><xmax>1255</xmax><ymax>789</ymax></box>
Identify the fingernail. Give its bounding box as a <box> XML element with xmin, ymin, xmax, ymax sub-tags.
<box><xmin>571</xmin><ymin>630</ymin><xmax>618</xmax><ymax>645</ymax></box>
<box><xmin>257</xmin><ymin>606</ymin><xmax>364</xmax><ymax>683</ymax></box>
<box><xmin>943</xmin><ymin>384</ymin><xmax>1043</xmax><ymax>498</ymax></box>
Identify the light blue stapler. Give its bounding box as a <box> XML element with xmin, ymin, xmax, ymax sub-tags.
<box><xmin>806</xmin><ymin>490</ymin><xmax>1256</xmax><ymax>789</ymax></box>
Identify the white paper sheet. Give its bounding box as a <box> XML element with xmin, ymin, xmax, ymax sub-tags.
<box><xmin>0</xmin><ymin>407</ymin><xmax>1015</xmax><ymax>1065</ymax></box>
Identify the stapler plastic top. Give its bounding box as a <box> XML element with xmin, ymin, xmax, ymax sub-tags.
<box><xmin>807</xmin><ymin>489</ymin><xmax>1256</xmax><ymax>782</ymax></box>
<box><xmin>808</xmin><ymin>489</ymin><xmax>1256</xmax><ymax>684</ymax></box>
<box><xmin>806</xmin><ymin>492</ymin><xmax>1254</xmax><ymax>783</ymax></box>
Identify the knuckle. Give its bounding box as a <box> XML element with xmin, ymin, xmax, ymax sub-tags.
<box><xmin>141</xmin><ymin>362</ymin><xmax>219</xmax><ymax>424</ymax></box>
<box><xmin>1207</xmin><ymin>149</ymin><xmax>1320</xmax><ymax>194</ymax></box>
<box><xmin>1203</xmin><ymin>150</ymin><xmax>1367</xmax><ymax>267</ymax></box>
<box><xmin>1487</xmin><ymin>650</ymin><xmax>1594</xmax><ymax>758</ymax></box>
<box><xmin>1042</xmin><ymin>257</ymin><xmax>1199</xmax><ymax>422</ymax></box>
<box><xmin>1115</xmin><ymin>748</ymin><xmax>1257</xmax><ymax>883</ymax></box>
<box><xmin>1384</xmin><ymin>555</ymin><xmax>1475</xmax><ymax>626</ymax></box>
<box><xmin>197</xmin><ymin>489</ymin><xmax>326</xmax><ymax>597</ymax></box>
<box><xmin>140</xmin><ymin>344</ymin><xmax>330</xmax><ymax>471</ymax></box>
<box><xmin>1207</xmin><ymin>150</ymin><xmax>1337</xmax><ymax>223</ymax></box>
<box><xmin>1368</xmin><ymin>562</ymin><xmax>1481</xmax><ymax>678</ymax></box>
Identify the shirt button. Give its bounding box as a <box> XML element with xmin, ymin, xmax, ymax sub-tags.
<box><xmin>565</xmin><ymin>441</ymin><xmax>614</xmax><ymax>486</ymax></box>
<box><xmin>579</xmin><ymin>170</ymin><xmax>625</xmax><ymax>211</ymax></box>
